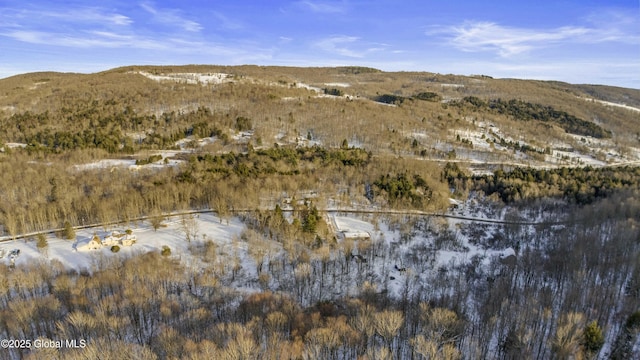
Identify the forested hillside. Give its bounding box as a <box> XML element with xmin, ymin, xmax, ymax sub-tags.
<box><xmin>0</xmin><ymin>65</ymin><xmax>639</xmax><ymax>359</ymax></box>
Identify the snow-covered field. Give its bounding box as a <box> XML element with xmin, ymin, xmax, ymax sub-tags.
<box><xmin>0</xmin><ymin>213</ymin><xmax>245</xmax><ymax>273</ymax></box>
<box><xmin>72</xmin><ymin>135</ymin><xmax>222</xmax><ymax>171</ymax></box>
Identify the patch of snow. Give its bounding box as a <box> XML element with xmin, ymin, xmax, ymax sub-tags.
<box><xmin>174</xmin><ymin>136</ymin><xmax>217</xmax><ymax>150</ymax></box>
<box><xmin>500</xmin><ymin>247</ymin><xmax>516</xmax><ymax>258</ymax></box>
<box><xmin>136</xmin><ymin>71</ymin><xmax>232</xmax><ymax>86</ymax></box>
<box><xmin>295</xmin><ymin>82</ymin><xmax>323</xmax><ymax>93</ymax></box>
<box><xmin>0</xmin><ymin>106</ymin><xmax>16</xmax><ymax>114</ymax></box>
<box><xmin>324</xmin><ymin>82</ymin><xmax>350</xmax><ymax>87</ymax></box>
<box><xmin>580</xmin><ymin>97</ymin><xmax>640</xmax><ymax>113</ymax></box>
<box><xmin>232</xmin><ymin>131</ymin><xmax>254</xmax><ymax>141</ymax></box>
<box><xmin>73</xmin><ymin>159</ymin><xmax>137</xmax><ymax>171</ymax></box>
<box><xmin>73</xmin><ymin>154</ymin><xmax>184</xmax><ymax>172</ymax></box>
<box><xmin>374</xmin><ymin>101</ymin><xmax>397</xmax><ymax>107</ymax></box>
<box><xmin>552</xmin><ymin>150</ymin><xmax>607</xmax><ymax>167</ymax></box>
<box><xmin>29</xmin><ymin>82</ymin><xmax>47</xmax><ymax>90</ymax></box>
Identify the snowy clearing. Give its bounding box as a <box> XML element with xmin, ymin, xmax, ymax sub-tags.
<box><xmin>72</xmin><ymin>157</ymin><xmax>183</xmax><ymax>172</ymax></box>
<box><xmin>136</xmin><ymin>71</ymin><xmax>232</xmax><ymax>85</ymax></box>
<box><xmin>580</xmin><ymin>97</ymin><xmax>640</xmax><ymax>113</ymax></box>
<box><xmin>0</xmin><ymin>213</ymin><xmax>245</xmax><ymax>273</ymax></box>
<box><xmin>1</xmin><ymin>208</ymin><xmax>519</xmax><ymax>301</ymax></box>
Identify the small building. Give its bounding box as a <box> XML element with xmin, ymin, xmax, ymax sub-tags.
<box><xmin>341</xmin><ymin>230</ymin><xmax>371</xmax><ymax>241</ymax></box>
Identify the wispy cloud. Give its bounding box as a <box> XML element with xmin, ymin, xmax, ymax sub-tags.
<box><xmin>315</xmin><ymin>36</ymin><xmax>365</xmax><ymax>57</ymax></box>
<box><xmin>54</xmin><ymin>8</ymin><xmax>133</xmax><ymax>26</ymax></box>
<box><xmin>0</xmin><ymin>3</ymin><xmax>277</xmax><ymax>64</ymax></box>
<box><xmin>4</xmin><ymin>29</ymin><xmax>165</xmax><ymax>50</ymax></box>
<box><xmin>212</xmin><ymin>12</ymin><xmax>243</xmax><ymax>31</ymax></box>
<box><xmin>435</xmin><ymin>21</ymin><xmax>591</xmax><ymax>57</ymax></box>
<box><xmin>140</xmin><ymin>2</ymin><xmax>202</xmax><ymax>32</ymax></box>
<box><xmin>0</xmin><ymin>6</ymin><xmax>132</xmax><ymax>28</ymax></box>
<box><xmin>295</xmin><ymin>1</ymin><xmax>347</xmax><ymax>14</ymax></box>
<box><xmin>434</xmin><ymin>12</ymin><xmax>640</xmax><ymax>58</ymax></box>
<box><xmin>314</xmin><ymin>35</ymin><xmax>389</xmax><ymax>59</ymax></box>
<box><xmin>583</xmin><ymin>9</ymin><xmax>640</xmax><ymax>44</ymax></box>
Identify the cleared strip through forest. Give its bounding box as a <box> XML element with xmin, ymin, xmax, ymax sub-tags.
<box><xmin>0</xmin><ymin>208</ymin><xmax>568</xmax><ymax>243</ymax></box>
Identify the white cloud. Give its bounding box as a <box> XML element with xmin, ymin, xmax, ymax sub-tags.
<box><xmin>140</xmin><ymin>2</ymin><xmax>202</xmax><ymax>32</ymax></box>
<box><xmin>315</xmin><ymin>36</ymin><xmax>362</xmax><ymax>57</ymax></box>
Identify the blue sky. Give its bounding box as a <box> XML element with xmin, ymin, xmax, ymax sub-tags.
<box><xmin>1</xmin><ymin>1</ymin><xmax>639</xmax><ymax>88</ymax></box>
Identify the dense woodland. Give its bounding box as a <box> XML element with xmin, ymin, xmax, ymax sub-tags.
<box><xmin>0</xmin><ymin>66</ymin><xmax>639</xmax><ymax>359</ymax></box>
<box><xmin>443</xmin><ymin>162</ymin><xmax>640</xmax><ymax>204</ymax></box>
<box><xmin>452</xmin><ymin>97</ymin><xmax>612</xmax><ymax>139</ymax></box>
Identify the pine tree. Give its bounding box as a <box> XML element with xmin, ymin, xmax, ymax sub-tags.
<box><xmin>583</xmin><ymin>320</ymin><xmax>604</xmax><ymax>354</ymax></box>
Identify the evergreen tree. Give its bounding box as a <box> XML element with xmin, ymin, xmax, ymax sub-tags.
<box><xmin>582</xmin><ymin>320</ymin><xmax>604</xmax><ymax>354</ymax></box>
<box><xmin>63</xmin><ymin>221</ymin><xmax>75</xmax><ymax>240</ymax></box>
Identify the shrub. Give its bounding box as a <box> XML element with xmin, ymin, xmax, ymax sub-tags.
<box><xmin>36</xmin><ymin>233</ymin><xmax>48</xmax><ymax>249</ymax></box>
<box><xmin>413</xmin><ymin>92</ymin><xmax>440</xmax><ymax>101</ymax></box>
<box><xmin>324</xmin><ymin>88</ymin><xmax>343</xmax><ymax>96</ymax></box>
<box><xmin>161</xmin><ymin>245</ymin><xmax>171</xmax><ymax>256</ymax></box>
<box><xmin>135</xmin><ymin>154</ymin><xmax>163</xmax><ymax>165</ymax></box>
<box><xmin>376</xmin><ymin>94</ymin><xmax>406</xmax><ymax>105</ymax></box>
<box><xmin>111</xmin><ymin>245</ymin><xmax>120</xmax><ymax>253</ymax></box>
<box><xmin>235</xmin><ymin>116</ymin><xmax>252</xmax><ymax>132</ymax></box>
